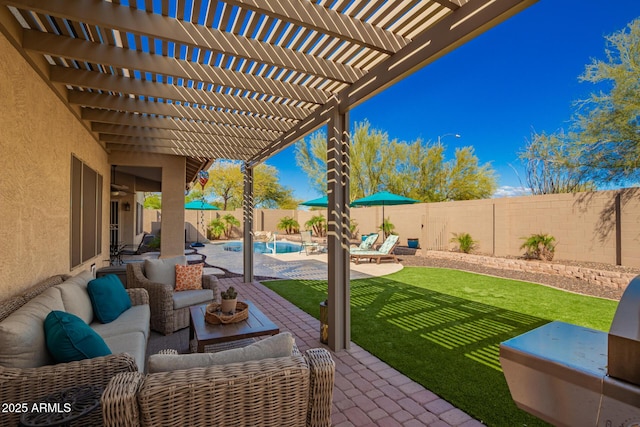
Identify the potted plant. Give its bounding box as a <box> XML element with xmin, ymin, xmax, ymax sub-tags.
<box><xmin>220</xmin><ymin>286</ymin><xmax>238</xmax><ymax>313</ymax></box>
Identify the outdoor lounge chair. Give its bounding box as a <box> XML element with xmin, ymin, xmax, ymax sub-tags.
<box><xmin>350</xmin><ymin>234</ymin><xmax>400</xmax><ymax>264</ymax></box>
<box><xmin>299</xmin><ymin>230</ymin><xmax>321</xmax><ymax>255</ymax></box>
<box><xmin>351</xmin><ymin>233</ymin><xmax>379</xmax><ymax>252</ymax></box>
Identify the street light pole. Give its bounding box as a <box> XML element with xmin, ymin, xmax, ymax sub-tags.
<box><xmin>437</xmin><ymin>133</ymin><xmax>461</xmax><ymax>144</ymax></box>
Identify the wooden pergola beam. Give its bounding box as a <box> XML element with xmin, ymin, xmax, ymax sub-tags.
<box><xmin>23</xmin><ymin>30</ymin><xmax>331</xmax><ymax>106</ymax></box>
<box><xmin>70</xmin><ymin>91</ymin><xmax>293</xmax><ymax>133</ymax></box>
<box><xmin>51</xmin><ymin>67</ymin><xmax>311</xmax><ymax>121</ymax></box>
<box><xmin>3</xmin><ymin>0</ymin><xmax>365</xmax><ymax>83</ymax></box>
<box><xmin>225</xmin><ymin>0</ymin><xmax>408</xmax><ymax>53</ymax></box>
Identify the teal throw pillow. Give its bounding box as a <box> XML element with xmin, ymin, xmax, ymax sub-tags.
<box><xmin>87</xmin><ymin>274</ymin><xmax>132</xmax><ymax>323</ymax></box>
<box><xmin>44</xmin><ymin>311</ymin><xmax>111</xmax><ymax>363</ymax></box>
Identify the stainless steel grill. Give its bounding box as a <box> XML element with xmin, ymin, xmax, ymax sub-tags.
<box><xmin>500</xmin><ymin>276</ymin><xmax>640</xmax><ymax>426</ymax></box>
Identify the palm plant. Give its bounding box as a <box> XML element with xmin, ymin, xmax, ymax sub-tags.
<box><xmin>520</xmin><ymin>233</ymin><xmax>556</xmax><ymax>261</ymax></box>
<box><xmin>208</xmin><ymin>218</ymin><xmax>226</xmax><ymax>240</ymax></box>
<box><xmin>350</xmin><ymin>219</ymin><xmax>359</xmax><ymax>239</ymax></box>
<box><xmin>276</xmin><ymin>216</ymin><xmax>300</xmax><ymax>234</ymax></box>
<box><xmin>450</xmin><ymin>232</ymin><xmax>478</xmax><ymax>254</ymax></box>
<box><xmin>378</xmin><ymin>218</ymin><xmax>395</xmax><ymax>239</ymax></box>
<box><xmin>222</xmin><ymin>214</ymin><xmax>241</xmax><ymax>239</ymax></box>
<box><xmin>305</xmin><ymin>215</ymin><xmax>326</xmax><ymax>237</ymax></box>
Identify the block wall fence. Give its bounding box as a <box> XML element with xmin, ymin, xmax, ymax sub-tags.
<box><xmin>144</xmin><ymin>187</ymin><xmax>640</xmax><ymax>268</ymax></box>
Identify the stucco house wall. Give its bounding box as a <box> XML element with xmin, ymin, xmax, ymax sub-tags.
<box><xmin>0</xmin><ymin>33</ymin><xmax>110</xmax><ymax>300</ymax></box>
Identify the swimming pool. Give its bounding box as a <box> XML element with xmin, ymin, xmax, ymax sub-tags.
<box><xmin>222</xmin><ymin>241</ymin><xmax>302</xmax><ymax>254</ymax></box>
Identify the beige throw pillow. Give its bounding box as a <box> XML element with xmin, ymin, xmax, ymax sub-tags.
<box><xmin>148</xmin><ymin>332</ymin><xmax>294</xmax><ymax>373</ymax></box>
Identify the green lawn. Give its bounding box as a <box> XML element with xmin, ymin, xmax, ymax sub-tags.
<box><xmin>263</xmin><ymin>267</ymin><xmax>618</xmax><ymax>427</ymax></box>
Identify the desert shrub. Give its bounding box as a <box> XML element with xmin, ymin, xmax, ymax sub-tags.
<box><xmin>520</xmin><ymin>233</ymin><xmax>556</xmax><ymax>261</ymax></box>
<box><xmin>450</xmin><ymin>232</ymin><xmax>478</xmax><ymax>254</ymax></box>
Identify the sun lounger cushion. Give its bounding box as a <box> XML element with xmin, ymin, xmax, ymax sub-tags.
<box><xmin>147</xmin><ymin>332</ymin><xmax>295</xmax><ymax>373</ymax></box>
<box><xmin>44</xmin><ymin>310</ymin><xmax>111</xmax><ymax>363</ymax></box>
<box><xmin>378</xmin><ymin>235</ymin><xmax>399</xmax><ymax>253</ymax></box>
<box><xmin>144</xmin><ymin>255</ymin><xmax>187</xmax><ymax>288</ymax></box>
<box><xmin>359</xmin><ymin>234</ymin><xmax>378</xmax><ymax>250</ymax></box>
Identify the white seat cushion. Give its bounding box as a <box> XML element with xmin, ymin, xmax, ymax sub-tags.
<box><xmin>173</xmin><ymin>289</ymin><xmax>214</xmax><ymax>310</ymax></box>
<box><xmin>148</xmin><ymin>332</ymin><xmax>294</xmax><ymax>373</ymax></box>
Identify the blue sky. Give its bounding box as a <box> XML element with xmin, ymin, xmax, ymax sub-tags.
<box><xmin>265</xmin><ymin>0</ymin><xmax>640</xmax><ymax>202</ymax></box>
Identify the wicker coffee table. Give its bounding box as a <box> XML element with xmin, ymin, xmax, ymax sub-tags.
<box><xmin>189</xmin><ymin>300</ymin><xmax>279</xmax><ymax>353</ymax></box>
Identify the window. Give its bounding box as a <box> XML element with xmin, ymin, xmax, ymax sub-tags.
<box><xmin>70</xmin><ymin>155</ymin><xmax>103</xmax><ymax>268</ymax></box>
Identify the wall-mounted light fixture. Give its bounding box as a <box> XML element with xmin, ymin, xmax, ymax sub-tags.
<box><xmin>123</xmin><ymin>202</ymin><xmax>131</xmax><ymax>211</ymax></box>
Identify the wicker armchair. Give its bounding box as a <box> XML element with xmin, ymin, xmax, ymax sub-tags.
<box><xmin>102</xmin><ymin>347</ymin><xmax>335</xmax><ymax>427</ymax></box>
<box><xmin>0</xmin><ymin>287</ymin><xmax>148</xmax><ymax>427</ymax></box>
<box><xmin>126</xmin><ymin>262</ymin><xmax>218</xmax><ymax>335</ymax></box>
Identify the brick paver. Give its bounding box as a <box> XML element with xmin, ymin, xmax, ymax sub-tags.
<box><xmin>222</xmin><ymin>277</ymin><xmax>482</xmax><ymax>426</ymax></box>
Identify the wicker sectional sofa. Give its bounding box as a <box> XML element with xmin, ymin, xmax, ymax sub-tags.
<box><xmin>0</xmin><ymin>271</ymin><xmax>150</xmax><ymax>426</ymax></box>
<box><xmin>102</xmin><ymin>345</ymin><xmax>335</xmax><ymax>426</ymax></box>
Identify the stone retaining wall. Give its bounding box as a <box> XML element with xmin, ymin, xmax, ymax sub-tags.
<box><xmin>422</xmin><ymin>250</ymin><xmax>637</xmax><ymax>290</ymax></box>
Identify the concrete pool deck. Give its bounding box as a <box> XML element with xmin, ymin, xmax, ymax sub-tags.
<box><xmin>198</xmin><ymin>240</ymin><xmax>403</xmax><ymax>280</ymax></box>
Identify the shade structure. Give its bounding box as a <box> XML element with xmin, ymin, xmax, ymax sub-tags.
<box><xmin>185</xmin><ymin>200</ymin><xmax>219</xmax><ymax>245</ymax></box>
<box><xmin>351</xmin><ymin>191</ymin><xmax>419</xmax><ymax>234</ymax></box>
<box><xmin>300</xmin><ymin>196</ymin><xmax>328</xmax><ymax>207</ymax></box>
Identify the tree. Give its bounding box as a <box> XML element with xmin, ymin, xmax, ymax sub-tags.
<box><xmin>295</xmin><ymin>120</ymin><xmax>497</xmax><ymax>202</ymax></box>
<box><xmin>253</xmin><ymin>164</ymin><xmax>301</xmax><ymax>209</ymax></box>
<box><xmin>205</xmin><ymin>161</ymin><xmax>243</xmax><ymax>210</ymax></box>
<box><xmin>572</xmin><ymin>18</ymin><xmax>640</xmax><ymax>185</ymax></box>
<box><xmin>296</xmin><ymin>120</ymin><xmax>404</xmax><ymax>200</ymax></box>
<box><xmin>143</xmin><ymin>192</ymin><xmax>162</xmax><ymax>209</ymax></box>
<box><xmin>203</xmin><ymin>161</ymin><xmax>300</xmax><ymax>210</ymax></box>
<box><xmin>518</xmin><ymin>130</ymin><xmax>595</xmax><ymax>195</ymax></box>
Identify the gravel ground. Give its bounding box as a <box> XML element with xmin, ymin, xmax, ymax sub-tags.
<box><xmin>397</xmin><ymin>254</ymin><xmax>636</xmax><ymax>301</ymax></box>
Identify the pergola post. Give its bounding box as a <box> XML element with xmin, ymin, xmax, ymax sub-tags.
<box><xmin>242</xmin><ymin>163</ymin><xmax>254</xmax><ymax>283</ymax></box>
<box><xmin>327</xmin><ymin>106</ymin><xmax>351</xmax><ymax>351</ymax></box>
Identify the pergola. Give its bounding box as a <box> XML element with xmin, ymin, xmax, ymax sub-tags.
<box><xmin>0</xmin><ymin>0</ymin><xmax>537</xmax><ymax>350</ymax></box>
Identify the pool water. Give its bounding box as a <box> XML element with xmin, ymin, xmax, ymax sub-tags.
<box><xmin>222</xmin><ymin>241</ymin><xmax>302</xmax><ymax>254</ymax></box>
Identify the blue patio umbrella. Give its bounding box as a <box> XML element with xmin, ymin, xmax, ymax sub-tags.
<box><xmin>184</xmin><ymin>200</ymin><xmax>219</xmax><ymax>210</ymax></box>
<box><xmin>300</xmin><ymin>196</ymin><xmax>328</xmax><ymax>207</ymax></box>
<box><xmin>351</xmin><ymin>191</ymin><xmax>419</xmax><ymax>233</ymax></box>
<box><xmin>185</xmin><ymin>200</ymin><xmax>219</xmax><ymax>246</ymax></box>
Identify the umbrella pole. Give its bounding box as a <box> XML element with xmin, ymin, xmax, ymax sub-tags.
<box><xmin>197</xmin><ymin>209</ymin><xmax>201</xmax><ymax>244</ymax></box>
